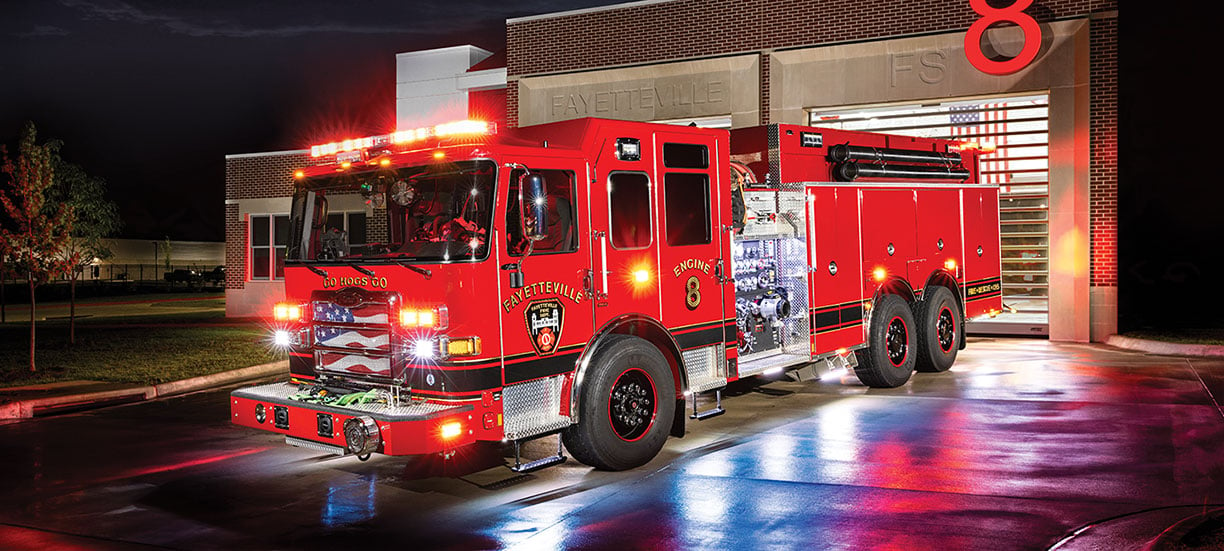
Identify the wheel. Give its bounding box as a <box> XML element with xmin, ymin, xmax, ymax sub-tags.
<box><xmin>562</xmin><ymin>335</ymin><xmax>675</xmax><ymax>471</ymax></box>
<box><xmin>913</xmin><ymin>286</ymin><xmax>960</xmax><ymax>373</ymax></box>
<box><xmin>854</xmin><ymin>294</ymin><xmax>917</xmax><ymax>388</ymax></box>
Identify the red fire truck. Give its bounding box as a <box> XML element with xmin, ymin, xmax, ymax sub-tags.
<box><xmin>230</xmin><ymin>118</ymin><xmax>1001</xmax><ymax>472</ymax></box>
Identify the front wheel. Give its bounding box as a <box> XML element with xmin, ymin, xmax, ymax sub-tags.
<box><xmin>854</xmin><ymin>294</ymin><xmax>917</xmax><ymax>388</ymax></box>
<box><xmin>563</xmin><ymin>335</ymin><xmax>675</xmax><ymax>471</ymax></box>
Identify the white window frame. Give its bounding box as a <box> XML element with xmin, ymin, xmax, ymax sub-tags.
<box><xmin>249</xmin><ymin>213</ymin><xmax>288</xmax><ymax>281</ymax></box>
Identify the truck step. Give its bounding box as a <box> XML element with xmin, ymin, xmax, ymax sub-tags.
<box><xmin>510</xmin><ymin>454</ymin><xmax>567</xmax><ymax>473</ymax></box>
<box><xmin>509</xmin><ymin>434</ymin><xmax>567</xmax><ymax>473</ymax></box>
<box><xmin>690</xmin><ymin>389</ymin><xmax>725</xmax><ymax>420</ymax></box>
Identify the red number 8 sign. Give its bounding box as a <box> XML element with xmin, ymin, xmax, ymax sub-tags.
<box><xmin>964</xmin><ymin>0</ymin><xmax>1042</xmax><ymax>76</ymax></box>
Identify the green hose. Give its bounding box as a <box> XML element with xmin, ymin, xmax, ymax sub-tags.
<box><xmin>288</xmin><ymin>387</ymin><xmax>386</xmax><ymax>407</ymax></box>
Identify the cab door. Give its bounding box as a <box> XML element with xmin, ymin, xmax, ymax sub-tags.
<box><xmin>496</xmin><ymin>159</ymin><xmax>593</xmax><ymax>387</ymax></box>
<box><xmin>651</xmin><ymin>132</ymin><xmax>729</xmax><ymax>358</ymax></box>
<box><xmin>588</xmin><ymin>136</ymin><xmax>662</xmax><ymax>331</ymax></box>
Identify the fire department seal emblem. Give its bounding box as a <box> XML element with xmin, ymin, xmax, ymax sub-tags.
<box><xmin>524</xmin><ymin>299</ymin><xmax>564</xmax><ymax>356</ymax></box>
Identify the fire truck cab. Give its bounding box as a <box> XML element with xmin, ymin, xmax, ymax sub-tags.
<box><xmin>230</xmin><ymin>118</ymin><xmax>1000</xmax><ymax>472</ymax></box>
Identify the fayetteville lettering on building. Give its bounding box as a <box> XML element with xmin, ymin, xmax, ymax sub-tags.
<box><xmin>551</xmin><ymin>81</ymin><xmax>725</xmax><ymax>117</ymax></box>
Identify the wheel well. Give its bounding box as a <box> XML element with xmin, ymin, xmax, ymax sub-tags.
<box><xmin>922</xmin><ymin>269</ymin><xmax>963</xmax><ymax>313</ymax></box>
<box><xmin>873</xmin><ymin>276</ymin><xmax>916</xmax><ymax>305</ymax></box>
<box><xmin>573</xmin><ymin>315</ymin><xmax>687</xmax><ymax>413</ymax></box>
<box><xmin>867</xmin><ymin>277</ymin><xmax>916</xmax><ymax>335</ymax></box>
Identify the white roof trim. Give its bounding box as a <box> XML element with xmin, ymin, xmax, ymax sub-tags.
<box><xmin>507</xmin><ymin>0</ymin><xmax>678</xmax><ymax>24</ymax></box>
<box><xmin>395</xmin><ymin>45</ymin><xmax>492</xmax><ymax>59</ymax></box>
<box><xmin>225</xmin><ymin>149</ymin><xmax>309</xmax><ymax>159</ymax></box>
<box><xmin>456</xmin><ymin>67</ymin><xmax>507</xmax><ymax>91</ymax></box>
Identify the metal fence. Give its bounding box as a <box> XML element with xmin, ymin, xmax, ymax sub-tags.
<box><xmin>3</xmin><ymin>264</ymin><xmax>225</xmax><ymax>286</ymax></box>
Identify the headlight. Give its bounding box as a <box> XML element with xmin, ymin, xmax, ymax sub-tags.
<box><xmin>344</xmin><ymin>416</ymin><xmax>381</xmax><ymax>456</ymax></box>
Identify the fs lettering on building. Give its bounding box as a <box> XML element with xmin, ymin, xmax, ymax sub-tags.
<box><xmin>230</xmin><ymin>117</ymin><xmax>1001</xmax><ymax>471</ymax></box>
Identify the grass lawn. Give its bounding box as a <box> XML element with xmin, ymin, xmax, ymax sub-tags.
<box><xmin>1</xmin><ymin>304</ymin><xmax>282</xmax><ymax>388</ymax></box>
<box><xmin>1121</xmin><ymin>328</ymin><xmax>1224</xmax><ymax>346</ymax></box>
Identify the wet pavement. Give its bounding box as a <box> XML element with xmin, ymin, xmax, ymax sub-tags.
<box><xmin>2</xmin><ymin>337</ymin><xmax>1223</xmax><ymax>550</ymax></box>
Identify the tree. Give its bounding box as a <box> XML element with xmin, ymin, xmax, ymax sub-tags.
<box><xmin>163</xmin><ymin>235</ymin><xmax>172</xmax><ymax>272</ymax></box>
<box><xmin>50</xmin><ymin>160</ymin><xmax>121</xmax><ymax>344</ymax></box>
<box><xmin>0</xmin><ymin>122</ymin><xmax>74</xmax><ymax>372</ymax></box>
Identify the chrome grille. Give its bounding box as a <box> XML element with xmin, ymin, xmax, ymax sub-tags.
<box><xmin>314</xmin><ymin>326</ymin><xmax>391</xmax><ymax>353</ymax></box>
<box><xmin>309</xmin><ymin>288</ymin><xmax>398</xmax><ymax>380</ymax></box>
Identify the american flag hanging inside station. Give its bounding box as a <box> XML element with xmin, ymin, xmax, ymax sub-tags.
<box><xmin>950</xmin><ymin>103</ymin><xmax>1009</xmax><ymax>184</ymax></box>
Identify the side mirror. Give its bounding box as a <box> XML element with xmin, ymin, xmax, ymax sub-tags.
<box><xmin>312</xmin><ymin>195</ymin><xmax>329</xmax><ymax>229</ymax></box>
<box><xmin>520</xmin><ymin>173</ymin><xmax>548</xmax><ymax>241</ymax></box>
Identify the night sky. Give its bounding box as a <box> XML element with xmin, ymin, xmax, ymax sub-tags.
<box><xmin>0</xmin><ymin>2</ymin><xmax>1217</xmax><ymax>326</ymax></box>
<box><xmin>0</xmin><ymin>0</ymin><xmax>619</xmax><ymax>242</ymax></box>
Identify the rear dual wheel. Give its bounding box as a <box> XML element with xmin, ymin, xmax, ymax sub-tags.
<box><xmin>913</xmin><ymin>286</ymin><xmax>960</xmax><ymax>373</ymax></box>
<box><xmin>563</xmin><ymin>335</ymin><xmax>675</xmax><ymax>471</ymax></box>
<box><xmin>854</xmin><ymin>294</ymin><xmax>917</xmax><ymax>388</ymax></box>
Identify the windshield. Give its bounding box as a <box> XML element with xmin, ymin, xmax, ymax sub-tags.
<box><xmin>287</xmin><ymin>160</ymin><xmax>496</xmax><ymax>263</ymax></box>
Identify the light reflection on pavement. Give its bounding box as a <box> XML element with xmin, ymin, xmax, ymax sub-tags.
<box><xmin>1</xmin><ymin>337</ymin><xmax>1222</xmax><ymax>550</ymax></box>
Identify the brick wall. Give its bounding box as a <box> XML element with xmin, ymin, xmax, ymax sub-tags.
<box><xmin>224</xmin><ymin>151</ymin><xmax>314</xmax><ymax>290</ymax></box>
<box><xmin>507</xmin><ymin>0</ymin><xmax>1118</xmax><ymax>78</ymax></box>
<box><xmin>224</xmin><ymin>151</ymin><xmax>392</xmax><ymax>291</ymax></box>
<box><xmin>224</xmin><ymin>203</ymin><xmax>244</xmax><ymax>289</ymax></box>
<box><xmin>1089</xmin><ymin>13</ymin><xmax>1118</xmax><ymax>287</ymax></box>
<box><xmin>225</xmin><ymin>151</ymin><xmax>312</xmax><ymax>202</ymax></box>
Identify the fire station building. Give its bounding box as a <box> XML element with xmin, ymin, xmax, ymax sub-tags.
<box><xmin>226</xmin><ymin>0</ymin><xmax>1117</xmax><ymax>343</ymax></box>
<box><xmin>504</xmin><ymin>0</ymin><xmax>1117</xmax><ymax>342</ymax></box>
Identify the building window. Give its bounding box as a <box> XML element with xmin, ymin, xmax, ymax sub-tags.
<box><xmin>608</xmin><ymin>172</ymin><xmax>652</xmax><ymax>249</ymax></box>
<box><xmin>251</xmin><ymin>214</ymin><xmax>289</xmax><ymax>280</ymax></box>
<box><xmin>325</xmin><ymin>211</ymin><xmax>368</xmax><ymax>249</ymax></box>
<box><xmin>664</xmin><ymin>173</ymin><xmax>711</xmax><ymax>246</ymax></box>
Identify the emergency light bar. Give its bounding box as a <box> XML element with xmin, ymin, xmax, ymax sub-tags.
<box><xmin>310</xmin><ymin>120</ymin><xmax>496</xmax><ymax>158</ymax></box>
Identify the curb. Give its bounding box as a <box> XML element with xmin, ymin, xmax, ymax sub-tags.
<box><xmin>0</xmin><ymin>360</ymin><xmax>286</xmax><ymax>420</ymax></box>
<box><xmin>1106</xmin><ymin>335</ymin><xmax>1224</xmax><ymax>358</ymax></box>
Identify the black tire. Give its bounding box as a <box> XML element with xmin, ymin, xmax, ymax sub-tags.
<box><xmin>854</xmin><ymin>294</ymin><xmax>917</xmax><ymax>388</ymax></box>
<box><xmin>562</xmin><ymin>335</ymin><xmax>675</xmax><ymax>471</ymax></box>
<box><xmin>913</xmin><ymin>286</ymin><xmax>961</xmax><ymax>373</ymax></box>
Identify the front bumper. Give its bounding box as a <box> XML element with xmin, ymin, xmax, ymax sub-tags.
<box><xmin>230</xmin><ymin>382</ymin><xmax>485</xmax><ymax>455</ymax></box>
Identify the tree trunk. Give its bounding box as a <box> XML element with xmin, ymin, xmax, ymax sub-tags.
<box><xmin>1</xmin><ymin>273</ymin><xmax>6</xmax><ymax>323</ymax></box>
<box><xmin>28</xmin><ymin>275</ymin><xmax>36</xmax><ymax>373</ymax></box>
<box><xmin>70</xmin><ymin>275</ymin><xmax>77</xmax><ymax>345</ymax></box>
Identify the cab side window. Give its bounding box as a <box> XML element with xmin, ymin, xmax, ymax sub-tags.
<box><xmin>662</xmin><ymin>143</ymin><xmax>711</xmax><ymax>246</ymax></box>
<box><xmin>664</xmin><ymin>173</ymin><xmax>711</xmax><ymax>246</ymax></box>
<box><xmin>506</xmin><ymin>169</ymin><xmax>578</xmax><ymax>256</ymax></box>
<box><xmin>608</xmin><ymin>172</ymin><xmax>652</xmax><ymax>249</ymax></box>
